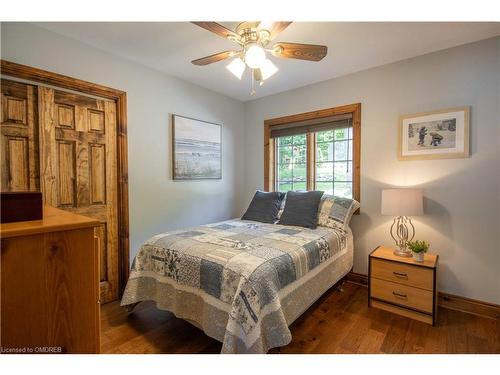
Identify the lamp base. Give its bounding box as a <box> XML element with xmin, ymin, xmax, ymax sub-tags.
<box><xmin>390</xmin><ymin>216</ymin><xmax>415</xmax><ymax>258</ymax></box>
<box><xmin>393</xmin><ymin>248</ymin><xmax>413</xmax><ymax>258</ymax></box>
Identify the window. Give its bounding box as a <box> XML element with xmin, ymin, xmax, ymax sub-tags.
<box><xmin>276</xmin><ymin>134</ymin><xmax>307</xmax><ymax>192</ymax></box>
<box><xmin>314</xmin><ymin>127</ymin><xmax>353</xmax><ymax>197</ymax></box>
<box><xmin>264</xmin><ymin>104</ymin><xmax>360</xmax><ymax>202</ymax></box>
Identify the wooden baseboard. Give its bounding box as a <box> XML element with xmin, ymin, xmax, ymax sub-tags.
<box><xmin>344</xmin><ymin>271</ymin><xmax>368</xmax><ymax>286</ymax></box>
<box><xmin>438</xmin><ymin>293</ymin><xmax>500</xmax><ymax>320</ymax></box>
<box><xmin>343</xmin><ymin>271</ymin><xmax>500</xmax><ymax>320</ymax></box>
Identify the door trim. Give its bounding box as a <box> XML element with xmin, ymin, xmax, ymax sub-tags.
<box><xmin>1</xmin><ymin>59</ymin><xmax>130</xmax><ymax>296</ymax></box>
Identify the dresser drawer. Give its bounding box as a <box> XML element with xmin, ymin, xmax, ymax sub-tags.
<box><xmin>371</xmin><ymin>258</ymin><xmax>433</xmax><ymax>290</ymax></box>
<box><xmin>370</xmin><ymin>277</ymin><xmax>433</xmax><ymax>313</ymax></box>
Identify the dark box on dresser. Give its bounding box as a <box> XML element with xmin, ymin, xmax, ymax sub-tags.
<box><xmin>0</xmin><ymin>191</ymin><xmax>43</xmax><ymax>223</ymax></box>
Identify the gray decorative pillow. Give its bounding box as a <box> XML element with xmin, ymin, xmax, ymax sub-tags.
<box><xmin>242</xmin><ymin>191</ymin><xmax>286</xmax><ymax>223</ymax></box>
<box><xmin>317</xmin><ymin>194</ymin><xmax>360</xmax><ymax>230</ymax></box>
<box><xmin>278</xmin><ymin>191</ymin><xmax>324</xmax><ymax>229</ymax></box>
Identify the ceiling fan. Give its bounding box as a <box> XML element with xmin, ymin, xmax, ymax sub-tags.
<box><xmin>191</xmin><ymin>21</ymin><xmax>328</xmax><ymax>95</ymax></box>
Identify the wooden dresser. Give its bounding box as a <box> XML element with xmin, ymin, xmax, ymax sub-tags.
<box><xmin>1</xmin><ymin>206</ymin><xmax>101</xmax><ymax>353</ymax></box>
<box><xmin>369</xmin><ymin>246</ymin><xmax>438</xmax><ymax>325</ymax></box>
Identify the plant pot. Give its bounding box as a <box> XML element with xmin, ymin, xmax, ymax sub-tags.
<box><xmin>412</xmin><ymin>252</ymin><xmax>424</xmax><ymax>262</ymax></box>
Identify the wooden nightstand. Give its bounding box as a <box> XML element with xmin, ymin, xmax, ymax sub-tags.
<box><xmin>369</xmin><ymin>246</ymin><xmax>439</xmax><ymax>325</ymax></box>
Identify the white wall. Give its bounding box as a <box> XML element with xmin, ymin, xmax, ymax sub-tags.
<box><xmin>1</xmin><ymin>23</ymin><xmax>246</xmax><ymax>260</ymax></box>
<box><xmin>243</xmin><ymin>37</ymin><xmax>500</xmax><ymax>304</ymax></box>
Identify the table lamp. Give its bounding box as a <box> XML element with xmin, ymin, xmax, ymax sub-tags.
<box><xmin>381</xmin><ymin>188</ymin><xmax>424</xmax><ymax>257</ymax></box>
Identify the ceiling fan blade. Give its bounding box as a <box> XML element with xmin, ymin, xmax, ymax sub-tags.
<box><xmin>271</xmin><ymin>42</ymin><xmax>327</xmax><ymax>61</ymax></box>
<box><xmin>191</xmin><ymin>22</ymin><xmax>238</xmax><ymax>40</ymax></box>
<box><xmin>191</xmin><ymin>51</ymin><xmax>236</xmax><ymax>66</ymax></box>
<box><xmin>267</xmin><ymin>22</ymin><xmax>292</xmax><ymax>40</ymax></box>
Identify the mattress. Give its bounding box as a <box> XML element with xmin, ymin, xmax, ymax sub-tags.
<box><xmin>121</xmin><ymin>219</ymin><xmax>353</xmax><ymax>353</ymax></box>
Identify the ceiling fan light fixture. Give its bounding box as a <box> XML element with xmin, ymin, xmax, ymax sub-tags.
<box><xmin>191</xmin><ymin>22</ymin><xmax>327</xmax><ymax>95</ymax></box>
<box><xmin>226</xmin><ymin>57</ymin><xmax>246</xmax><ymax>80</ymax></box>
<box><xmin>260</xmin><ymin>58</ymin><xmax>278</xmax><ymax>80</ymax></box>
<box><xmin>244</xmin><ymin>43</ymin><xmax>266</xmax><ymax>69</ymax></box>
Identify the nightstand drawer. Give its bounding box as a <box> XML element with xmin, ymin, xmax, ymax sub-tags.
<box><xmin>370</xmin><ymin>277</ymin><xmax>433</xmax><ymax>313</ymax></box>
<box><xmin>371</xmin><ymin>258</ymin><xmax>433</xmax><ymax>290</ymax></box>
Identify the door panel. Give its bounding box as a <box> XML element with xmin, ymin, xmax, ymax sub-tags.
<box><xmin>1</xmin><ymin>80</ymin><xmax>39</xmax><ymax>191</ymax></box>
<box><xmin>38</xmin><ymin>87</ymin><xmax>119</xmax><ymax>303</ymax></box>
<box><xmin>57</xmin><ymin>140</ymin><xmax>76</xmax><ymax>206</ymax></box>
<box><xmin>4</xmin><ymin>97</ymin><xmax>26</xmax><ymax>123</ymax></box>
<box><xmin>8</xmin><ymin>138</ymin><xmax>29</xmax><ymax>190</ymax></box>
<box><xmin>57</xmin><ymin>104</ymin><xmax>75</xmax><ymax>128</ymax></box>
<box><xmin>89</xmin><ymin>143</ymin><xmax>106</xmax><ymax>204</ymax></box>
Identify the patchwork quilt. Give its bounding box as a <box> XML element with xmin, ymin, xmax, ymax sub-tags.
<box><xmin>121</xmin><ymin>219</ymin><xmax>348</xmax><ymax>353</ymax></box>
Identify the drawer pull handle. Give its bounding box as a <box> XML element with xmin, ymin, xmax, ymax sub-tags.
<box><xmin>393</xmin><ymin>291</ymin><xmax>407</xmax><ymax>299</ymax></box>
<box><xmin>393</xmin><ymin>271</ymin><xmax>408</xmax><ymax>278</ymax></box>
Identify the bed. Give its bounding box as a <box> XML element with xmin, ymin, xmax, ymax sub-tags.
<box><xmin>121</xmin><ymin>217</ymin><xmax>354</xmax><ymax>354</ymax></box>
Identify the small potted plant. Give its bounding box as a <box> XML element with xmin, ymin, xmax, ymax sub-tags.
<box><xmin>407</xmin><ymin>240</ymin><xmax>429</xmax><ymax>262</ymax></box>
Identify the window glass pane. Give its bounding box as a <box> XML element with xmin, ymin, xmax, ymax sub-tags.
<box><xmin>278</xmin><ymin>163</ymin><xmax>292</xmax><ymax>181</ymax></box>
<box><xmin>278</xmin><ymin>182</ymin><xmax>292</xmax><ymax>192</ymax></box>
<box><xmin>292</xmin><ymin>163</ymin><xmax>306</xmax><ymax>182</ymax></box>
<box><xmin>292</xmin><ymin>165</ymin><xmax>306</xmax><ymax>183</ymax></box>
<box><xmin>314</xmin><ymin>129</ymin><xmax>353</xmax><ymax>197</ymax></box>
<box><xmin>315</xmin><ymin>181</ymin><xmax>333</xmax><ymax>195</ymax></box>
<box><xmin>275</xmin><ymin>132</ymin><xmax>355</xmax><ymax>196</ymax></box>
<box><xmin>292</xmin><ymin>134</ymin><xmax>306</xmax><ymax>145</ymax></box>
<box><xmin>293</xmin><ymin>182</ymin><xmax>307</xmax><ymax>191</ymax></box>
<box><xmin>276</xmin><ymin>134</ymin><xmax>308</xmax><ymax>193</ymax></box>
<box><xmin>316</xmin><ymin>162</ymin><xmax>334</xmax><ymax>181</ymax></box>
<box><xmin>293</xmin><ymin>145</ymin><xmax>307</xmax><ymax>163</ymax></box>
<box><xmin>316</xmin><ymin>142</ymin><xmax>333</xmax><ymax>162</ymax></box>
<box><xmin>334</xmin><ymin>161</ymin><xmax>353</xmax><ymax>182</ymax></box>
<box><xmin>278</xmin><ymin>146</ymin><xmax>292</xmax><ymax>164</ymax></box>
<box><xmin>334</xmin><ymin>128</ymin><xmax>348</xmax><ymax>141</ymax></box>
<box><xmin>334</xmin><ymin>140</ymin><xmax>349</xmax><ymax>161</ymax></box>
<box><xmin>279</xmin><ymin>136</ymin><xmax>293</xmax><ymax>146</ymax></box>
<box><xmin>334</xmin><ymin>182</ymin><xmax>352</xmax><ymax>198</ymax></box>
<box><xmin>316</xmin><ymin>130</ymin><xmax>334</xmax><ymax>142</ymax></box>
<box><xmin>275</xmin><ymin>126</ymin><xmax>356</xmax><ymax>197</ymax></box>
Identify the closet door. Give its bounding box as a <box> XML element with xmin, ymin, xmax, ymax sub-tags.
<box><xmin>38</xmin><ymin>87</ymin><xmax>119</xmax><ymax>303</ymax></box>
<box><xmin>0</xmin><ymin>80</ymin><xmax>39</xmax><ymax>191</ymax></box>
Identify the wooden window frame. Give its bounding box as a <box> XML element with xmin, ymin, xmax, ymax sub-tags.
<box><xmin>264</xmin><ymin>103</ymin><xmax>361</xmax><ymax>204</ymax></box>
<box><xmin>1</xmin><ymin>59</ymin><xmax>130</xmax><ymax>295</ymax></box>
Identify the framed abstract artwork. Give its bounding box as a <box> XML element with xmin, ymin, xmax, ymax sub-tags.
<box><xmin>398</xmin><ymin>106</ymin><xmax>470</xmax><ymax>160</ymax></box>
<box><xmin>172</xmin><ymin>114</ymin><xmax>222</xmax><ymax>180</ymax></box>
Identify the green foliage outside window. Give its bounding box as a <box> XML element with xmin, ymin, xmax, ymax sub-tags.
<box><xmin>276</xmin><ymin>128</ymin><xmax>353</xmax><ymax>197</ymax></box>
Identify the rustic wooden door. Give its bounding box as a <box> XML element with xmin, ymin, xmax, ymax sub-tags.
<box><xmin>38</xmin><ymin>87</ymin><xmax>119</xmax><ymax>303</ymax></box>
<box><xmin>0</xmin><ymin>80</ymin><xmax>39</xmax><ymax>191</ymax></box>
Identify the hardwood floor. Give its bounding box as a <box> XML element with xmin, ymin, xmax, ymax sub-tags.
<box><xmin>101</xmin><ymin>282</ymin><xmax>500</xmax><ymax>354</ymax></box>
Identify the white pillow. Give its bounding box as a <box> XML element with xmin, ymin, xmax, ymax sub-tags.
<box><xmin>317</xmin><ymin>194</ymin><xmax>360</xmax><ymax>231</ymax></box>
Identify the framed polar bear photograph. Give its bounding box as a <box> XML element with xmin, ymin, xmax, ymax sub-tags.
<box><xmin>398</xmin><ymin>106</ymin><xmax>470</xmax><ymax>160</ymax></box>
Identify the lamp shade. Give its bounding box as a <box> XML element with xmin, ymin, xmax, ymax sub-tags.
<box><xmin>381</xmin><ymin>189</ymin><xmax>423</xmax><ymax>216</ymax></box>
<box><xmin>226</xmin><ymin>58</ymin><xmax>246</xmax><ymax>80</ymax></box>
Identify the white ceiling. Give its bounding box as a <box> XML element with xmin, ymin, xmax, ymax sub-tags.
<box><xmin>35</xmin><ymin>22</ymin><xmax>500</xmax><ymax>102</ymax></box>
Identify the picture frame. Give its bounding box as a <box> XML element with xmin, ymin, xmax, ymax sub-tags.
<box><xmin>172</xmin><ymin>114</ymin><xmax>222</xmax><ymax>180</ymax></box>
<box><xmin>398</xmin><ymin>106</ymin><xmax>470</xmax><ymax>161</ymax></box>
